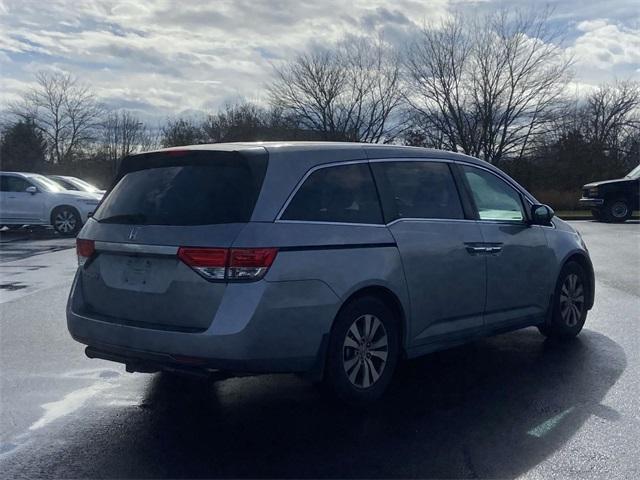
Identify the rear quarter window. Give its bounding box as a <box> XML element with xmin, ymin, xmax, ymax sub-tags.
<box><xmin>281</xmin><ymin>163</ymin><xmax>383</xmax><ymax>224</ymax></box>
<box><xmin>93</xmin><ymin>152</ymin><xmax>267</xmax><ymax>225</ymax></box>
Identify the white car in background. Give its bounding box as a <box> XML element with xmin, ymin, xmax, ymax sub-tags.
<box><xmin>0</xmin><ymin>172</ymin><xmax>102</xmax><ymax>235</ymax></box>
<box><xmin>48</xmin><ymin>175</ymin><xmax>106</xmax><ymax>197</ymax></box>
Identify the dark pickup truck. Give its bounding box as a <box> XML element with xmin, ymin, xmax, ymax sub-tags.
<box><xmin>579</xmin><ymin>165</ymin><xmax>640</xmax><ymax>222</ymax></box>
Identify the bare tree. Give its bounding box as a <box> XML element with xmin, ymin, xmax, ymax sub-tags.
<box><xmin>405</xmin><ymin>14</ymin><xmax>477</xmax><ymax>153</ymax></box>
<box><xmin>160</xmin><ymin>118</ymin><xmax>206</xmax><ymax>147</ymax></box>
<box><xmin>203</xmin><ymin>102</ymin><xmax>272</xmax><ymax>142</ymax></box>
<box><xmin>10</xmin><ymin>71</ymin><xmax>103</xmax><ymax>165</ymax></box>
<box><xmin>101</xmin><ymin>110</ymin><xmax>154</xmax><ymax>173</ymax></box>
<box><xmin>202</xmin><ymin>102</ymin><xmax>311</xmax><ymax>142</ymax></box>
<box><xmin>268</xmin><ymin>35</ymin><xmax>405</xmax><ymax>143</ymax></box>
<box><xmin>406</xmin><ymin>9</ymin><xmax>572</xmax><ymax>163</ymax></box>
<box><xmin>535</xmin><ymin>81</ymin><xmax>640</xmax><ymax>161</ymax></box>
<box><xmin>583</xmin><ymin>81</ymin><xmax>640</xmax><ymax>153</ymax></box>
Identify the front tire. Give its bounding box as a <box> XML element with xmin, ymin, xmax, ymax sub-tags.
<box><xmin>323</xmin><ymin>296</ymin><xmax>400</xmax><ymax>404</ymax></box>
<box><xmin>603</xmin><ymin>198</ymin><xmax>631</xmax><ymax>223</ymax></box>
<box><xmin>538</xmin><ymin>261</ymin><xmax>588</xmax><ymax>340</ymax></box>
<box><xmin>52</xmin><ymin>207</ymin><xmax>81</xmax><ymax>236</ymax></box>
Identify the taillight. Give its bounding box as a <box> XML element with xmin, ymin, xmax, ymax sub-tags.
<box><xmin>76</xmin><ymin>239</ymin><xmax>95</xmax><ymax>266</ymax></box>
<box><xmin>177</xmin><ymin>247</ymin><xmax>228</xmax><ymax>280</ymax></box>
<box><xmin>228</xmin><ymin>248</ymin><xmax>278</xmax><ymax>280</ymax></box>
<box><xmin>177</xmin><ymin>247</ymin><xmax>278</xmax><ymax>281</ymax></box>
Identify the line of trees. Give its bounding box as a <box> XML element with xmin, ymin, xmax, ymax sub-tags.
<box><xmin>1</xmin><ymin>9</ymin><xmax>638</xmax><ymax>208</ymax></box>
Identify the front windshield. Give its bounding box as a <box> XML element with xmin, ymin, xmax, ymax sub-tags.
<box><xmin>66</xmin><ymin>177</ymin><xmax>101</xmax><ymax>192</ymax></box>
<box><xmin>49</xmin><ymin>177</ymin><xmax>79</xmax><ymax>191</ymax></box>
<box><xmin>28</xmin><ymin>174</ymin><xmax>65</xmax><ymax>193</ymax></box>
<box><xmin>626</xmin><ymin>165</ymin><xmax>640</xmax><ymax>179</ymax></box>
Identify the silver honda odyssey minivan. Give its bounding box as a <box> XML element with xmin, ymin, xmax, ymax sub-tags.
<box><xmin>67</xmin><ymin>142</ymin><xmax>594</xmax><ymax>403</ymax></box>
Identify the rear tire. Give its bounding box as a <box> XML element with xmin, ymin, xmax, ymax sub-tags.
<box><xmin>602</xmin><ymin>198</ymin><xmax>631</xmax><ymax>223</ymax></box>
<box><xmin>538</xmin><ymin>261</ymin><xmax>588</xmax><ymax>340</ymax></box>
<box><xmin>591</xmin><ymin>209</ymin><xmax>602</xmax><ymax>221</ymax></box>
<box><xmin>52</xmin><ymin>206</ymin><xmax>81</xmax><ymax>236</ymax></box>
<box><xmin>323</xmin><ymin>296</ymin><xmax>400</xmax><ymax>405</ymax></box>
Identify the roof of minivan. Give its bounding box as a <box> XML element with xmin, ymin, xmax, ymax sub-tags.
<box><xmin>120</xmin><ymin>141</ymin><xmax>537</xmax><ymax>222</ymax></box>
<box><xmin>140</xmin><ymin>141</ymin><xmax>487</xmax><ymax>166</ymax></box>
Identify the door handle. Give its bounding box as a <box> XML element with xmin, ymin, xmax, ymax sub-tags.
<box><xmin>465</xmin><ymin>244</ymin><xmax>488</xmax><ymax>255</ymax></box>
<box><xmin>464</xmin><ymin>243</ymin><xmax>503</xmax><ymax>255</ymax></box>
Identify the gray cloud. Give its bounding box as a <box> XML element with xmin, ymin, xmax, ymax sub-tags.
<box><xmin>0</xmin><ymin>0</ymin><xmax>638</xmax><ymax>122</ymax></box>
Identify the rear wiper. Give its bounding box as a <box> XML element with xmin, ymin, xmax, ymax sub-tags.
<box><xmin>96</xmin><ymin>213</ymin><xmax>147</xmax><ymax>224</ymax></box>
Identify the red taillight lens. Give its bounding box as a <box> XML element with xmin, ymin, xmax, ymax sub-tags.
<box><xmin>177</xmin><ymin>247</ymin><xmax>228</xmax><ymax>267</ymax></box>
<box><xmin>177</xmin><ymin>247</ymin><xmax>278</xmax><ymax>281</ymax></box>
<box><xmin>228</xmin><ymin>248</ymin><xmax>278</xmax><ymax>280</ymax></box>
<box><xmin>229</xmin><ymin>248</ymin><xmax>278</xmax><ymax>268</ymax></box>
<box><xmin>165</xmin><ymin>149</ymin><xmax>189</xmax><ymax>157</ymax></box>
<box><xmin>76</xmin><ymin>239</ymin><xmax>95</xmax><ymax>266</ymax></box>
<box><xmin>177</xmin><ymin>247</ymin><xmax>228</xmax><ymax>280</ymax></box>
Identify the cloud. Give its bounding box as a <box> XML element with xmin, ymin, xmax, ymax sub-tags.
<box><xmin>570</xmin><ymin>20</ymin><xmax>640</xmax><ymax>79</ymax></box>
<box><xmin>0</xmin><ymin>0</ymin><xmax>638</xmax><ymax>122</ymax></box>
<box><xmin>361</xmin><ymin>7</ymin><xmax>413</xmax><ymax>29</ymax></box>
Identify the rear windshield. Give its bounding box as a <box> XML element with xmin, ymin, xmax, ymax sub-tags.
<box><xmin>93</xmin><ymin>152</ymin><xmax>267</xmax><ymax>225</ymax></box>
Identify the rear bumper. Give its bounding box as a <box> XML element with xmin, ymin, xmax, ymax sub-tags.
<box><xmin>66</xmin><ymin>272</ymin><xmax>339</xmax><ymax>374</ymax></box>
<box><xmin>578</xmin><ymin>197</ymin><xmax>604</xmax><ymax>207</ymax></box>
<box><xmin>80</xmin><ymin>340</ymin><xmax>326</xmax><ymax>376</ymax></box>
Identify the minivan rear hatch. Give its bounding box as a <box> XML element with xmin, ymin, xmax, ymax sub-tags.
<box><xmin>77</xmin><ymin>148</ymin><xmax>268</xmax><ymax>332</ymax></box>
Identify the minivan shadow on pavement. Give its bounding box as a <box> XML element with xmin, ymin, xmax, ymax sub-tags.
<box><xmin>0</xmin><ymin>227</ymin><xmax>75</xmax><ymax>263</ymax></box>
<box><xmin>3</xmin><ymin>327</ymin><xmax>625</xmax><ymax>479</ymax></box>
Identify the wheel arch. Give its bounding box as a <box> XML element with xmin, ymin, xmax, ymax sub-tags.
<box><xmin>49</xmin><ymin>204</ymin><xmax>81</xmax><ymax>224</ymax></box>
<box><xmin>560</xmin><ymin>251</ymin><xmax>595</xmax><ymax>310</ymax></box>
<box><xmin>336</xmin><ymin>285</ymin><xmax>408</xmax><ymax>355</ymax></box>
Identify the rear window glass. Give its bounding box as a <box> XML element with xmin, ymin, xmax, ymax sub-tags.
<box><xmin>282</xmin><ymin>163</ymin><xmax>383</xmax><ymax>224</ymax></box>
<box><xmin>93</xmin><ymin>153</ymin><xmax>267</xmax><ymax>225</ymax></box>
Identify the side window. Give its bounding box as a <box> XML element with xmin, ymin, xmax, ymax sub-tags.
<box><xmin>0</xmin><ymin>176</ymin><xmax>32</xmax><ymax>192</ymax></box>
<box><xmin>372</xmin><ymin>161</ymin><xmax>464</xmax><ymax>220</ymax></box>
<box><xmin>282</xmin><ymin>163</ymin><xmax>383</xmax><ymax>224</ymax></box>
<box><xmin>461</xmin><ymin>165</ymin><xmax>524</xmax><ymax>222</ymax></box>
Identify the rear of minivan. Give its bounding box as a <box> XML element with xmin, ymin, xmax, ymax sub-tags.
<box><xmin>67</xmin><ymin>146</ymin><xmax>344</xmax><ymax>375</ymax></box>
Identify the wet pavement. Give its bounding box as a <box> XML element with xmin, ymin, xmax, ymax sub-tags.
<box><xmin>0</xmin><ymin>221</ymin><xmax>638</xmax><ymax>478</ymax></box>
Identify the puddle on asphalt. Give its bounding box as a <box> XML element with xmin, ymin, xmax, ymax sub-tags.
<box><xmin>1</xmin><ymin>368</ymin><xmax>146</xmax><ymax>460</ymax></box>
<box><xmin>29</xmin><ymin>382</ymin><xmax>117</xmax><ymax>431</ymax></box>
<box><xmin>28</xmin><ymin>369</ymin><xmax>124</xmax><ymax>431</ymax></box>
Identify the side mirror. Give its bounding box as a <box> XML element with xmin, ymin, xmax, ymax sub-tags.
<box><xmin>25</xmin><ymin>186</ymin><xmax>38</xmax><ymax>195</ymax></box>
<box><xmin>531</xmin><ymin>204</ymin><xmax>554</xmax><ymax>225</ymax></box>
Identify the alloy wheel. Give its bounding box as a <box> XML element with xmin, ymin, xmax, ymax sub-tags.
<box><xmin>342</xmin><ymin>314</ymin><xmax>388</xmax><ymax>389</ymax></box>
<box><xmin>559</xmin><ymin>273</ymin><xmax>584</xmax><ymax>327</ymax></box>
<box><xmin>54</xmin><ymin>210</ymin><xmax>77</xmax><ymax>234</ymax></box>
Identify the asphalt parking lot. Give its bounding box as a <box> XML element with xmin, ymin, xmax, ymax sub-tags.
<box><xmin>0</xmin><ymin>220</ymin><xmax>638</xmax><ymax>478</ymax></box>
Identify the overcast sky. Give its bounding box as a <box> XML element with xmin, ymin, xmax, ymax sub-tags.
<box><xmin>1</xmin><ymin>0</ymin><xmax>639</xmax><ymax>123</ymax></box>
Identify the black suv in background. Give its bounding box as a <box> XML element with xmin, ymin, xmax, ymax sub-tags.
<box><xmin>580</xmin><ymin>165</ymin><xmax>640</xmax><ymax>222</ymax></box>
